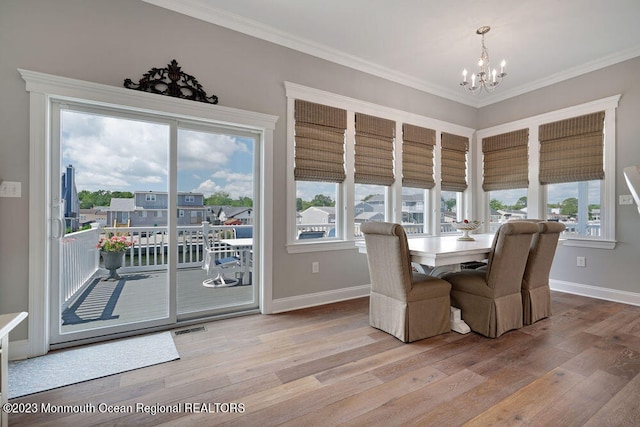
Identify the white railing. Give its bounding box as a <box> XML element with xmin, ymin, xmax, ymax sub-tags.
<box><xmin>61</xmin><ymin>224</ymin><xmax>100</xmax><ymax>304</ymax></box>
<box><xmin>488</xmin><ymin>220</ymin><xmax>600</xmax><ymax>236</ymax></box>
<box><xmin>62</xmin><ymin>223</ymin><xmax>252</xmax><ymax>306</ymax></box>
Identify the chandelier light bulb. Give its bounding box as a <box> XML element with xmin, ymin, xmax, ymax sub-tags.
<box><xmin>459</xmin><ymin>26</ymin><xmax>508</xmax><ymax>94</ymax></box>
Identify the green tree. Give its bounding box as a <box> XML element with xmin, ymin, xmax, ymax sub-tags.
<box><xmin>445</xmin><ymin>198</ymin><xmax>457</xmax><ymax>212</ymax></box>
<box><xmin>489</xmin><ymin>199</ymin><xmax>506</xmax><ymax>211</ymax></box>
<box><xmin>309</xmin><ymin>194</ymin><xmax>335</xmax><ymax>207</ymax></box>
<box><xmin>560</xmin><ymin>197</ymin><xmax>579</xmax><ymax>217</ymax></box>
<box><xmin>78</xmin><ymin>190</ymin><xmax>132</xmax><ymax>209</ymax></box>
<box><xmin>512</xmin><ymin>196</ymin><xmax>527</xmax><ymax>210</ymax></box>
<box><xmin>205</xmin><ymin>191</ymin><xmax>233</xmax><ymax>206</ymax></box>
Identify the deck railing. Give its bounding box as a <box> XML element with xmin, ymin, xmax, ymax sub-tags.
<box><xmin>61</xmin><ymin>224</ymin><xmax>101</xmax><ymax>304</ymax></box>
<box><xmin>61</xmin><ymin>223</ymin><xmax>251</xmax><ymax>307</ymax></box>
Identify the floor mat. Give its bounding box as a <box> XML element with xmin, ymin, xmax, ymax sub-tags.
<box><xmin>8</xmin><ymin>332</ymin><xmax>179</xmax><ymax>399</ymax></box>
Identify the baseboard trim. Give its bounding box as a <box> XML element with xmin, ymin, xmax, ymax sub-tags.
<box><xmin>270</xmin><ymin>284</ymin><xmax>370</xmax><ymax>314</ymax></box>
<box><xmin>551</xmin><ymin>279</ymin><xmax>640</xmax><ymax>307</ymax></box>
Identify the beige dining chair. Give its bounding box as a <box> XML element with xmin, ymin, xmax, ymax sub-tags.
<box><xmin>521</xmin><ymin>221</ymin><xmax>566</xmax><ymax>325</ymax></box>
<box><xmin>441</xmin><ymin>221</ymin><xmax>538</xmax><ymax>338</ymax></box>
<box><xmin>361</xmin><ymin>222</ymin><xmax>451</xmax><ymax>342</ymax></box>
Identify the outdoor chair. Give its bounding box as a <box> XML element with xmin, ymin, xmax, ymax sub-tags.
<box><xmin>361</xmin><ymin>222</ymin><xmax>451</xmax><ymax>342</ymax></box>
<box><xmin>202</xmin><ymin>234</ymin><xmax>241</xmax><ymax>287</ymax></box>
<box><xmin>441</xmin><ymin>221</ymin><xmax>538</xmax><ymax>338</ymax></box>
<box><xmin>298</xmin><ymin>230</ymin><xmax>325</xmax><ymax>239</ymax></box>
<box><xmin>234</xmin><ymin>226</ymin><xmax>253</xmax><ymax>238</ymax></box>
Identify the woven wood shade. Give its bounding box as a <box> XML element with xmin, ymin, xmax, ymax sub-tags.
<box><xmin>539</xmin><ymin>111</ymin><xmax>605</xmax><ymax>184</ymax></box>
<box><xmin>441</xmin><ymin>132</ymin><xmax>468</xmax><ymax>192</ymax></box>
<box><xmin>355</xmin><ymin>113</ymin><xmax>395</xmax><ymax>186</ymax></box>
<box><xmin>294</xmin><ymin>100</ymin><xmax>347</xmax><ymax>182</ymax></box>
<box><xmin>402</xmin><ymin>124</ymin><xmax>435</xmax><ymax>189</ymax></box>
<box><xmin>482</xmin><ymin>128</ymin><xmax>529</xmax><ymax>191</ymax></box>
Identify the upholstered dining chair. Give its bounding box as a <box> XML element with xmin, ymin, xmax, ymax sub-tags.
<box><xmin>441</xmin><ymin>221</ymin><xmax>538</xmax><ymax>338</ymax></box>
<box><xmin>361</xmin><ymin>222</ymin><xmax>451</xmax><ymax>342</ymax></box>
<box><xmin>521</xmin><ymin>221</ymin><xmax>566</xmax><ymax>325</ymax></box>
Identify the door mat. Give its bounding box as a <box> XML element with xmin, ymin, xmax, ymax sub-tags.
<box><xmin>8</xmin><ymin>332</ymin><xmax>179</xmax><ymax>399</ymax></box>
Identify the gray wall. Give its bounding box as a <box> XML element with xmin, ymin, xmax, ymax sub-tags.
<box><xmin>0</xmin><ymin>0</ymin><xmax>476</xmax><ymax>340</ymax></box>
<box><xmin>3</xmin><ymin>1</ymin><xmax>638</xmax><ymax>342</ymax></box>
<box><xmin>478</xmin><ymin>57</ymin><xmax>640</xmax><ymax>292</ymax></box>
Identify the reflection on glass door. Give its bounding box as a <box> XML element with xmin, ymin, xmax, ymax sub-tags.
<box><xmin>51</xmin><ymin>106</ymin><xmax>173</xmax><ymax>344</ymax></box>
<box><xmin>176</xmin><ymin>126</ymin><xmax>259</xmax><ymax>319</ymax></box>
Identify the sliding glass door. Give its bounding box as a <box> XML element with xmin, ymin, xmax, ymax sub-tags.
<box><xmin>50</xmin><ymin>103</ymin><xmax>259</xmax><ymax>345</ymax></box>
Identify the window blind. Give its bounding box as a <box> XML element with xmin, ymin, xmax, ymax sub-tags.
<box><xmin>539</xmin><ymin>111</ymin><xmax>605</xmax><ymax>184</ymax></box>
<box><xmin>402</xmin><ymin>124</ymin><xmax>435</xmax><ymax>189</ymax></box>
<box><xmin>294</xmin><ymin>99</ymin><xmax>347</xmax><ymax>183</ymax></box>
<box><xmin>482</xmin><ymin>128</ymin><xmax>529</xmax><ymax>191</ymax></box>
<box><xmin>441</xmin><ymin>132</ymin><xmax>469</xmax><ymax>192</ymax></box>
<box><xmin>354</xmin><ymin>113</ymin><xmax>395</xmax><ymax>186</ymax></box>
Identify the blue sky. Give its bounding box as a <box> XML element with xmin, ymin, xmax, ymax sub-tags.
<box><xmin>61</xmin><ymin>110</ymin><xmax>254</xmax><ymax>199</ymax></box>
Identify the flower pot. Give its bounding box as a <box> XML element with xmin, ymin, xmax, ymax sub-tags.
<box><xmin>101</xmin><ymin>250</ymin><xmax>125</xmax><ymax>280</ymax></box>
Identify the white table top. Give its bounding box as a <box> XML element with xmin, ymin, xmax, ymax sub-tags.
<box><xmin>358</xmin><ymin>233</ymin><xmax>494</xmax><ymax>267</ymax></box>
<box><xmin>406</xmin><ymin>234</ymin><xmax>494</xmax><ymax>267</ymax></box>
<box><xmin>220</xmin><ymin>238</ymin><xmax>253</xmax><ymax>248</ymax></box>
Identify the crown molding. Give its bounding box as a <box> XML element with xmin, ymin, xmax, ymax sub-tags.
<box><xmin>144</xmin><ymin>0</ymin><xmax>640</xmax><ymax>109</ymax></box>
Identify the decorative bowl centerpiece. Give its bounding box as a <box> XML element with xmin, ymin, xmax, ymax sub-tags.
<box><xmin>452</xmin><ymin>220</ymin><xmax>482</xmax><ymax>241</ymax></box>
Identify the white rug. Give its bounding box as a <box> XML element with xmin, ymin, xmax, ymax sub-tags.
<box><xmin>8</xmin><ymin>332</ymin><xmax>179</xmax><ymax>399</ymax></box>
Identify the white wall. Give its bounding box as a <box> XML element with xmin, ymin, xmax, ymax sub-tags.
<box><xmin>0</xmin><ymin>0</ymin><xmax>477</xmax><ymax>341</ymax></box>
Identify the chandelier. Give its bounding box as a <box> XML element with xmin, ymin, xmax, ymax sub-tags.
<box><xmin>460</xmin><ymin>26</ymin><xmax>507</xmax><ymax>94</ymax></box>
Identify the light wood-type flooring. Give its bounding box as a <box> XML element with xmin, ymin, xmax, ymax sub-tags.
<box><xmin>10</xmin><ymin>291</ymin><xmax>640</xmax><ymax>426</ymax></box>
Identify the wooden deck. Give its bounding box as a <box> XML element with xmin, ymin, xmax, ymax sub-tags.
<box><xmin>60</xmin><ymin>268</ymin><xmax>256</xmax><ymax>334</ymax></box>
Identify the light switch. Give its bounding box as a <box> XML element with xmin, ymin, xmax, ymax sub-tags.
<box><xmin>619</xmin><ymin>194</ymin><xmax>634</xmax><ymax>205</ymax></box>
<box><xmin>0</xmin><ymin>181</ymin><xmax>21</xmax><ymax>198</ymax></box>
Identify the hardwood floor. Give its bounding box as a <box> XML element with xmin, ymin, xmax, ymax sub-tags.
<box><xmin>10</xmin><ymin>291</ymin><xmax>640</xmax><ymax>426</ymax></box>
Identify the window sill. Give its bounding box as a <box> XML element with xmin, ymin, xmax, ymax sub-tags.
<box><xmin>286</xmin><ymin>240</ymin><xmax>358</xmax><ymax>254</ymax></box>
<box><xmin>561</xmin><ymin>238</ymin><xmax>616</xmax><ymax>250</ymax></box>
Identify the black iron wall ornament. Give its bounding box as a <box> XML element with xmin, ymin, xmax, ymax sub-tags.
<box><xmin>124</xmin><ymin>59</ymin><xmax>218</xmax><ymax>104</ymax></box>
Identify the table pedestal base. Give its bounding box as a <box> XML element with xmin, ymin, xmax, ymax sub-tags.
<box><xmin>450</xmin><ymin>307</ymin><xmax>470</xmax><ymax>334</ymax></box>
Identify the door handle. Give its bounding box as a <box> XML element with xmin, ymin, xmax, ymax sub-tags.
<box><xmin>52</xmin><ymin>217</ymin><xmax>65</xmax><ymax>239</ymax></box>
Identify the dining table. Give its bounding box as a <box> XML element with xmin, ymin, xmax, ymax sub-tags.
<box><xmin>357</xmin><ymin>232</ymin><xmax>495</xmax><ymax>334</ymax></box>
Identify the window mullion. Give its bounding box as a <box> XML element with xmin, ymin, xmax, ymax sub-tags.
<box><xmin>344</xmin><ymin>110</ymin><xmax>356</xmax><ymax>239</ymax></box>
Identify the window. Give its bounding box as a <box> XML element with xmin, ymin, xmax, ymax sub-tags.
<box><xmin>293</xmin><ymin>100</ymin><xmax>346</xmax><ymax>241</ymax></box>
<box><xmin>285</xmin><ymin>82</ymin><xmax>474</xmax><ymax>252</ymax></box>
<box><xmin>482</xmin><ymin>128</ymin><xmax>529</xmax><ymax>232</ymax></box>
<box><xmin>477</xmin><ymin>95</ymin><xmax>620</xmax><ymax>248</ymax></box>
<box><xmin>185</xmin><ymin>195</ymin><xmax>195</xmax><ymax>203</ymax></box>
<box><xmin>146</xmin><ymin>194</ymin><xmax>156</xmax><ymax>202</ymax></box>
<box><xmin>401</xmin><ymin>124</ymin><xmax>435</xmax><ymax>235</ymax></box>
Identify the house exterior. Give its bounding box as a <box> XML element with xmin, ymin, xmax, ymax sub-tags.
<box><xmin>298</xmin><ymin>206</ymin><xmax>336</xmax><ymax>224</ymax></box>
<box><xmin>79</xmin><ymin>207</ymin><xmax>107</xmax><ymax>227</ymax></box>
<box><xmin>106</xmin><ymin>192</ymin><xmax>206</xmax><ymax>227</ymax></box>
<box><xmin>207</xmin><ymin>206</ymin><xmax>253</xmax><ymax>225</ymax></box>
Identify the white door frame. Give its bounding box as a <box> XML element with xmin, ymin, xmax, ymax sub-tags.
<box><xmin>21</xmin><ymin>69</ymin><xmax>277</xmax><ymax>357</ymax></box>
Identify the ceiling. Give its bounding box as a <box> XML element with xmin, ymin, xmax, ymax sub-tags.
<box><xmin>144</xmin><ymin>0</ymin><xmax>640</xmax><ymax>107</ymax></box>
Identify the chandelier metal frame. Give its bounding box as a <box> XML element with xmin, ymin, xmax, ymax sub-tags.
<box><xmin>460</xmin><ymin>26</ymin><xmax>507</xmax><ymax>94</ymax></box>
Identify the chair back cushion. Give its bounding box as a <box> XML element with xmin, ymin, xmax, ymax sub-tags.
<box><xmin>361</xmin><ymin>222</ymin><xmax>412</xmax><ymax>300</ymax></box>
<box><xmin>485</xmin><ymin>221</ymin><xmax>538</xmax><ymax>297</ymax></box>
<box><xmin>522</xmin><ymin>221</ymin><xmax>566</xmax><ymax>290</ymax></box>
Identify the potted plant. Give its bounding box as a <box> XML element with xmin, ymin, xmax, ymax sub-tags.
<box><xmin>97</xmin><ymin>234</ymin><xmax>133</xmax><ymax>280</ymax></box>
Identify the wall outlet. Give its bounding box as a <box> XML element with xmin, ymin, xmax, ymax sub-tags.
<box><xmin>576</xmin><ymin>256</ymin><xmax>586</xmax><ymax>267</ymax></box>
<box><xmin>312</xmin><ymin>261</ymin><xmax>319</xmax><ymax>273</ymax></box>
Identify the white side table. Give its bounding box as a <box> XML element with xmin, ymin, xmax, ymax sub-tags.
<box><xmin>0</xmin><ymin>312</ymin><xmax>28</xmax><ymax>427</ymax></box>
